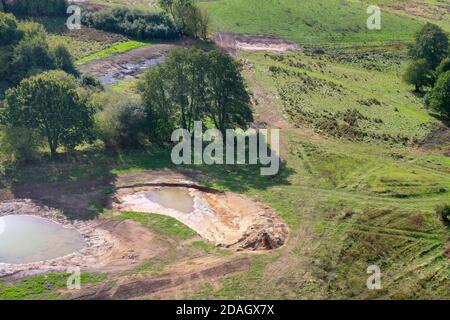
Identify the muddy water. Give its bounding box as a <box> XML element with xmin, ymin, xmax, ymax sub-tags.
<box><xmin>144</xmin><ymin>188</ymin><xmax>194</xmax><ymax>214</ymax></box>
<box><xmin>99</xmin><ymin>56</ymin><xmax>166</xmax><ymax>86</ymax></box>
<box><xmin>0</xmin><ymin>215</ymin><xmax>86</xmax><ymax>264</ymax></box>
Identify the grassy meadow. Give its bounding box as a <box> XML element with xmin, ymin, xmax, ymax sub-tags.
<box><xmin>0</xmin><ymin>0</ymin><xmax>449</xmax><ymax>300</ymax></box>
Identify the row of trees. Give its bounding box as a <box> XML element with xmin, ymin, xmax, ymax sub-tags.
<box><xmin>1</xmin><ymin>0</ymin><xmax>68</xmax><ymax>16</ymax></box>
<box><xmin>0</xmin><ymin>13</ymin><xmax>77</xmax><ymax>84</ymax></box>
<box><xmin>404</xmin><ymin>23</ymin><xmax>450</xmax><ymax>119</ymax></box>
<box><xmin>159</xmin><ymin>0</ymin><xmax>210</xmax><ymax>39</ymax></box>
<box><xmin>141</xmin><ymin>47</ymin><xmax>252</xmax><ymax>142</ymax></box>
<box><xmin>0</xmin><ymin>48</ymin><xmax>252</xmax><ymax>158</ymax></box>
<box><xmin>82</xmin><ymin>7</ymin><xmax>179</xmax><ymax>40</ymax></box>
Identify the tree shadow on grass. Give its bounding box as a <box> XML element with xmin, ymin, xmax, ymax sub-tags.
<box><xmin>2</xmin><ymin>145</ymin><xmax>294</xmax><ymax>220</ymax></box>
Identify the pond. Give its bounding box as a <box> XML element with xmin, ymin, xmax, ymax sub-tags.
<box><xmin>0</xmin><ymin>215</ymin><xmax>86</xmax><ymax>264</ymax></box>
<box><xmin>144</xmin><ymin>188</ymin><xmax>194</xmax><ymax>214</ymax></box>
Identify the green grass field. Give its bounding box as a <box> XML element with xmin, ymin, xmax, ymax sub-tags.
<box><xmin>199</xmin><ymin>0</ymin><xmax>424</xmax><ymax>45</ymax></box>
<box><xmin>75</xmin><ymin>40</ymin><xmax>151</xmax><ymax>64</ymax></box>
<box><xmin>0</xmin><ymin>0</ymin><xmax>448</xmax><ymax>300</ymax></box>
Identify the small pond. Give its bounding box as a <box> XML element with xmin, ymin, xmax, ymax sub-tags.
<box><xmin>144</xmin><ymin>188</ymin><xmax>194</xmax><ymax>214</ymax></box>
<box><xmin>0</xmin><ymin>215</ymin><xmax>86</xmax><ymax>264</ymax></box>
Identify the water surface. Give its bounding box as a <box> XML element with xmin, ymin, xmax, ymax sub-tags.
<box><xmin>144</xmin><ymin>188</ymin><xmax>194</xmax><ymax>213</ymax></box>
<box><xmin>0</xmin><ymin>215</ymin><xmax>86</xmax><ymax>264</ymax></box>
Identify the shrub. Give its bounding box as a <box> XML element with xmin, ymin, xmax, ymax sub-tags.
<box><xmin>93</xmin><ymin>93</ymin><xmax>147</xmax><ymax>149</ymax></box>
<box><xmin>409</xmin><ymin>23</ymin><xmax>449</xmax><ymax>69</ymax></box>
<box><xmin>436</xmin><ymin>204</ymin><xmax>450</xmax><ymax>224</ymax></box>
<box><xmin>430</xmin><ymin>71</ymin><xmax>450</xmax><ymax>119</ymax></box>
<box><xmin>82</xmin><ymin>7</ymin><xmax>179</xmax><ymax>40</ymax></box>
<box><xmin>52</xmin><ymin>44</ymin><xmax>78</xmax><ymax>76</ymax></box>
<box><xmin>9</xmin><ymin>36</ymin><xmax>55</xmax><ymax>83</ymax></box>
<box><xmin>403</xmin><ymin>59</ymin><xmax>434</xmax><ymax>92</ymax></box>
<box><xmin>0</xmin><ymin>125</ymin><xmax>43</xmax><ymax>161</ymax></box>
<box><xmin>436</xmin><ymin>57</ymin><xmax>450</xmax><ymax>76</ymax></box>
<box><xmin>0</xmin><ymin>12</ymin><xmax>22</xmax><ymax>46</ymax></box>
<box><xmin>4</xmin><ymin>0</ymin><xmax>68</xmax><ymax>17</ymax></box>
<box><xmin>4</xmin><ymin>70</ymin><xmax>94</xmax><ymax>156</ymax></box>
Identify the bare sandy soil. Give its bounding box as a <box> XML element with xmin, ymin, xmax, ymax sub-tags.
<box><xmin>215</xmin><ymin>32</ymin><xmax>301</xmax><ymax>54</ymax></box>
<box><xmin>112</xmin><ymin>184</ymin><xmax>288</xmax><ymax>251</ymax></box>
<box><xmin>77</xmin><ymin>44</ymin><xmax>176</xmax><ymax>85</ymax></box>
<box><xmin>0</xmin><ymin>200</ymin><xmax>168</xmax><ymax>279</ymax></box>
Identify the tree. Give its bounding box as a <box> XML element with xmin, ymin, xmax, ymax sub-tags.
<box><xmin>4</xmin><ymin>0</ymin><xmax>68</xmax><ymax>16</ymax></box>
<box><xmin>140</xmin><ymin>47</ymin><xmax>252</xmax><ymax>142</ymax></box>
<box><xmin>3</xmin><ymin>70</ymin><xmax>94</xmax><ymax>156</ymax></box>
<box><xmin>9</xmin><ymin>36</ymin><xmax>55</xmax><ymax>83</ymax></box>
<box><xmin>403</xmin><ymin>59</ymin><xmax>434</xmax><ymax>92</ymax></box>
<box><xmin>0</xmin><ymin>12</ymin><xmax>22</xmax><ymax>46</ymax></box>
<box><xmin>205</xmin><ymin>50</ymin><xmax>253</xmax><ymax>134</ymax></box>
<box><xmin>52</xmin><ymin>44</ymin><xmax>78</xmax><ymax>76</ymax></box>
<box><xmin>436</xmin><ymin>57</ymin><xmax>450</xmax><ymax>76</ymax></box>
<box><xmin>430</xmin><ymin>71</ymin><xmax>450</xmax><ymax>119</ymax></box>
<box><xmin>160</xmin><ymin>0</ymin><xmax>209</xmax><ymax>39</ymax></box>
<box><xmin>409</xmin><ymin>23</ymin><xmax>449</xmax><ymax>69</ymax></box>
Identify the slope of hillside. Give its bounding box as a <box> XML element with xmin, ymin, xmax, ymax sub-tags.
<box><xmin>199</xmin><ymin>0</ymin><xmax>424</xmax><ymax>45</ymax></box>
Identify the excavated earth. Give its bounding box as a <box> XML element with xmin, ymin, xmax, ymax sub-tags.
<box><xmin>112</xmin><ymin>184</ymin><xmax>288</xmax><ymax>251</ymax></box>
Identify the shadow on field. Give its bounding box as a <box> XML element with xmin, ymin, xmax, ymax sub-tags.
<box><xmin>0</xmin><ymin>146</ymin><xmax>293</xmax><ymax>220</ymax></box>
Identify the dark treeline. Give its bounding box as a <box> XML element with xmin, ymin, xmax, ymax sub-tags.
<box><xmin>82</xmin><ymin>7</ymin><xmax>179</xmax><ymax>40</ymax></box>
<box><xmin>0</xmin><ymin>13</ymin><xmax>77</xmax><ymax>85</ymax></box>
<box><xmin>404</xmin><ymin>23</ymin><xmax>450</xmax><ymax>120</ymax></box>
<box><xmin>1</xmin><ymin>0</ymin><xmax>68</xmax><ymax>16</ymax></box>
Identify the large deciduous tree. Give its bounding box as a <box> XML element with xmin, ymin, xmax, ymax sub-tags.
<box><xmin>403</xmin><ymin>59</ymin><xmax>434</xmax><ymax>92</ymax></box>
<box><xmin>409</xmin><ymin>23</ymin><xmax>449</xmax><ymax>69</ymax></box>
<box><xmin>430</xmin><ymin>71</ymin><xmax>450</xmax><ymax>119</ymax></box>
<box><xmin>4</xmin><ymin>70</ymin><xmax>94</xmax><ymax>156</ymax></box>
<box><xmin>140</xmin><ymin>47</ymin><xmax>253</xmax><ymax>143</ymax></box>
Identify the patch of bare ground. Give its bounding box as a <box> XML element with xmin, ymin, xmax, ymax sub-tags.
<box><xmin>111</xmin><ymin>181</ymin><xmax>288</xmax><ymax>251</ymax></box>
<box><xmin>69</xmin><ymin>256</ymin><xmax>250</xmax><ymax>300</ymax></box>
<box><xmin>0</xmin><ymin>199</ymin><xmax>181</xmax><ymax>279</ymax></box>
<box><xmin>420</xmin><ymin>124</ymin><xmax>450</xmax><ymax>156</ymax></box>
<box><xmin>215</xmin><ymin>32</ymin><xmax>301</xmax><ymax>55</ymax></box>
<box><xmin>388</xmin><ymin>1</ymin><xmax>450</xmax><ymax>21</ymax></box>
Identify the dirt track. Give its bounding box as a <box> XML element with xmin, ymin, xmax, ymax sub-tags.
<box><xmin>77</xmin><ymin>44</ymin><xmax>176</xmax><ymax>85</ymax></box>
<box><xmin>215</xmin><ymin>32</ymin><xmax>301</xmax><ymax>54</ymax></box>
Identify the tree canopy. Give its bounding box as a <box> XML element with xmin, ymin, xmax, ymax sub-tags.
<box><xmin>430</xmin><ymin>71</ymin><xmax>450</xmax><ymax>119</ymax></box>
<box><xmin>403</xmin><ymin>59</ymin><xmax>434</xmax><ymax>92</ymax></box>
<box><xmin>140</xmin><ymin>47</ymin><xmax>253</xmax><ymax>143</ymax></box>
<box><xmin>409</xmin><ymin>23</ymin><xmax>449</xmax><ymax>69</ymax></box>
<box><xmin>3</xmin><ymin>70</ymin><xmax>94</xmax><ymax>156</ymax></box>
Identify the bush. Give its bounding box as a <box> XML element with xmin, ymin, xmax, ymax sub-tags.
<box><xmin>409</xmin><ymin>23</ymin><xmax>449</xmax><ymax>69</ymax></box>
<box><xmin>0</xmin><ymin>12</ymin><xmax>22</xmax><ymax>46</ymax></box>
<box><xmin>0</xmin><ymin>125</ymin><xmax>43</xmax><ymax>161</ymax></box>
<box><xmin>93</xmin><ymin>93</ymin><xmax>147</xmax><ymax>149</ymax></box>
<box><xmin>82</xmin><ymin>7</ymin><xmax>179</xmax><ymax>40</ymax></box>
<box><xmin>436</xmin><ymin>57</ymin><xmax>450</xmax><ymax>76</ymax></box>
<box><xmin>403</xmin><ymin>59</ymin><xmax>434</xmax><ymax>92</ymax></box>
<box><xmin>160</xmin><ymin>0</ymin><xmax>210</xmax><ymax>39</ymax></box>
<box><xmin>4</xmin><ymin>23</ymin><xmax>77</xmax><ymax>84</ymax></box>
<box><xmin>430</xmin><ymin>71</ymin><xmax>450</xmax><ymax>119</ymax></box>
<box><xmin>436</xmin><ymin>204</ymin><xmax>450</xmax><ymax>224</ymax></box>
<box><xmin>52</xmin><ymin>44</ymin><xmax>78</xmax><ymax>76</ymax></box>
<box><xmin>81</xmin><ymin>74</ymin><xmax>103</xmax><ymax>89</ymax></box>
<box><xmin>9</xmin><ymin>36</ymin><xmax>55</xmax><ymax>83</ymax></box>
<box><xmin>4</xmin><ymin>0</ymin><xmax>68</xmax><ymax>17</ymax></box>
<box><xmin>4</xmin><ymin>70</ymin><xmax>94</xmax><ymax>156</ymax></box>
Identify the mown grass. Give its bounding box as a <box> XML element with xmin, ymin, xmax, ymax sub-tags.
<box><xmin>114</xmin><ymin>211</ymin><xmax>197</xmax><ymax>240</ymax></box>
<box><xmin>199</xmin><ymin>0</ymin><xmax>424</xmax><ymax>45</ymax></box>
<box><xmin>0</xmin><ymin>272</ymin><xmax>106</xmax><ymax>300</ymax></box>
<box><xmin>76</xmin><ymin>40</ymin><xmax>151</xmax><ymax>64</ymax></box>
